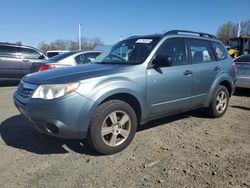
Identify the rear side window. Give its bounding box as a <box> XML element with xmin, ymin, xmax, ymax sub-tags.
<box><xmin>0</xmin><ymin>45</ymin><xmax>19</xmax><ymax>58</ymax></box>
<box><xmin>188</xmin><ymin>39</ymin><xmax>213</xmax><ymax>63</ymax></box>
<box><xmin>21</xmin><ymin>48</ymin><xmax>41</xmax><ymax>59</ymax></box>
<box><xmin>212</xmin><ymin>42</ymin><xmax>228</xmax><ymax>60</ymax></box>
<box><xmin>157</xmin><ymin>38</ymin><xmax>187</xmax><ymax>66</ymax></box>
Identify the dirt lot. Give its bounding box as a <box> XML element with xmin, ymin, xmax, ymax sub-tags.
<box><xmin>0</xmin><ymin>83</ymin><xmax>249</xmax><ymax>188</ymax></box>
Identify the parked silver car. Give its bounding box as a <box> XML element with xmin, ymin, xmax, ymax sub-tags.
<box><xmin>0</xmin><ymin>42</ymin><xmax>47</xmax><ymax>80</ymax></box>
<box><xmin>31</xmin><ymin>50</ymin><xmax>101</xmax><ymax>72</ymax></box>
<box><xmin>235</xmin><ymin>54</ymin><xmax>250</xmax><ymax>88</ymax></box>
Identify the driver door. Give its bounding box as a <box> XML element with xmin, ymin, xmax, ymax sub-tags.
<box><xmin>146</xmin><ymin>38</ymin><xmax>193</xmax><ymax>116</ymax></box>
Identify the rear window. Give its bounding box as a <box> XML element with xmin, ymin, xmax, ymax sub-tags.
<box><xmin>234</xmin><ymin>55</ymin><xmax>250</xmax><ymax>62</ymax></box>
<box><xmin>212</xmin><ymin>42</ymin><xmax>228</xmax><ymax>60</ymax></box>
<box><xmin>0</xmin><ymin>45</ymin><xmax>19</xmax><ymax>58</ymax></box>
<box><xmin>48</xmin><ymin>51</ymin><xmax>78</xmax><ymax>61</ymax></box>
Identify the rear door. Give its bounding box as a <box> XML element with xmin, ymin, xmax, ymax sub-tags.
<box><xmin>187</xmin><ymin>39</ymin><xmax>220</xmax><ymax>106</ymax></box>
<box><xmin>20</xmin><ymin>47</ymin><xmax>45</xmax><ymax>76</ymax></box>
<box><xmin>0</xmin><ymin>45</ymin><xmax>23</xmax><ymax>79</ymax></box>
<box><xmin>147</xmin><ymin>38</ymin><xmax>193</xmax><ymax>116</ymax></box>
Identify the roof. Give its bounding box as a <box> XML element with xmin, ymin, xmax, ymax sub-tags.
<box><xmin>0</xmin><ymin>42</ymin><xmax>38</xmax><ymax>50</ymax></box>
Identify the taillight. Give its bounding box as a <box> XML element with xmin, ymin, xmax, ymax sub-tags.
<box><xmin>37</xmin><ymin>64</ymin><xmax>55</xmax><ymax>71</ymax></box>
<box><xmin>232</xmin><ymin>62</ymin><xmax>237</xmax><ymax>73</ymax></box>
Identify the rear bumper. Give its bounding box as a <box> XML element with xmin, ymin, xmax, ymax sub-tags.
<box><xmin>236</xmin><ymin>77</ymin><xmax>250</xmax><ymax>89</ymax></box>
<box><xmin>13</xmin><ymin>91</ymin><xmax>96</xmax><ymax>139</ymax></box>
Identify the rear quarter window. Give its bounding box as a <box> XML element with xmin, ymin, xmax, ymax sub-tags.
<box><xmin>212</xmin><ymin>42</ymin><xmax>228</xmax><ymax>60</ymax></box>
<box><xmin>0</xmin><ymin>45</ymin><xmax>19</xmax><ymax>58</ymax></box>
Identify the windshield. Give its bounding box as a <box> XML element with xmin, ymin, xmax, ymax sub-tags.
<box><xmin>95</xmin><ymin>37</ymin><xmax>161</xmax><ymax>64</ymax></box>
<box><xmin>229</xmin><ymin>39</ymin><xmax>239</xmax><ymax>49</ymax></box>
<box><xmin>48</xmin><ymin>51</ymin><xmax>79</xmax><ymax>61</ymax></box>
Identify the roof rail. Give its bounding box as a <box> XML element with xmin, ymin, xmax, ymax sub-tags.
<box><xmin>0</xmin><ymin>42</ymin><xmax>22</xmax><ymax>46</ymax></box>
<box><xmin>164</xmin><ymin>30</ymin><xmax>217</xmax><ymax>39</ymax></box>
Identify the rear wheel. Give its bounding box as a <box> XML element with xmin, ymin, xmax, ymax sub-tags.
<box><xmin>87</xmin><ymin>100</ymin><xmax>137</xmax><ymax>155</ymax></box>
<box><xmin>207</xmin><ymin>85</ymin><xmax>229</xmax><ymax>118</ymax></box>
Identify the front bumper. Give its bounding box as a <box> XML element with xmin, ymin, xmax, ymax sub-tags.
<box><xmin>236</xmin><ymin>76</ymin><xmax>250</xmax><ymax>89</ymax></box>
<box><xmin>13</xmin><ymin>91</ymin><xmax>96</xmax><ymax>139</ymax></box>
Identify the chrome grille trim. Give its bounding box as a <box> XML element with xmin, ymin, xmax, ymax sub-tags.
<box><xmin>16</xmin><ymin>80</ymin><xmax>38</xmax><ymax>104</ymax></box>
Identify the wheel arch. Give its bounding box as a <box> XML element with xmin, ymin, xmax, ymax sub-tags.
<box><xmin>97</xmin><ymin>93</ymin><xmax>142</xmax><ymax>123</ymax></box>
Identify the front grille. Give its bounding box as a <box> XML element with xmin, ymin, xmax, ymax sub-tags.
<box><xmin>15</xmin><ymin>81</ymin><xmax>37</xmax><ymax>104</ymax></box>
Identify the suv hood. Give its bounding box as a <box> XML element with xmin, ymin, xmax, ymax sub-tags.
<box><xmin>24</xmin><ymin>63</ymin><xmax>131</xmax><ymax>85</ymax></box>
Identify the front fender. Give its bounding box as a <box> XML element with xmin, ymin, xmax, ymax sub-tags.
<box><xmin>76</xmin><ymin>76</ymin><xmax>147</xmax><ymax>120</ymax></box>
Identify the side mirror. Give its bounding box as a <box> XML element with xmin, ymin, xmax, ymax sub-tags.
<box><xmin>151</xmin><ymin>54</ymin><xmax>172</xmax><ymax>67</ymax></box>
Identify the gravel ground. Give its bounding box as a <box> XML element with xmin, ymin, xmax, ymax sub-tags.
<box><xmin>0</xmin><ymin>83</ymin><xmax>249</xmax><ymax>188</ymax></box>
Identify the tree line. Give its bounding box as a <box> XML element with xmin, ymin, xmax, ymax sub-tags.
<box><xmin>38</xmin><ymin>37</ymin><xmax>103</xmax><ymax>54</ymax></box>
<box><xmin>216</xmin><ymin>19</ymin><xmax>250</xmax><ymax>44</ymax></box>
<box><xmin>36</xmin><ymin>19</ymin><xmax>250</xmax><ymax>53</ymax></box>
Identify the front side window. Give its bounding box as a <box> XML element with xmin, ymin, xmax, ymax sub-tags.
<box><xmin>156</xmin><ymin>38</ymin><xmax>187</xmax><ymax>66</ymax></box>
<box><xmin>22</xmin><ymin>48</ymin><xmax>41</xmax><ymax>59</ymax></box>
<box><xmin>188</xmin><ymin>39</ymin><xmax>213</xmax><ymax>63</ymax></box>
<box><xmin>95</xmin><ymin>37</ymin><xmax>160</xmax><ymax>64</ymax></box>
<box><xmin>212</xmin><ymin>42</ymin><xmax>228</xmax><ymax>60</ymax></box>
<box><xmin>0</xmin><ymin>45</ymin><xmax>19</xmax><ymax>58</ymax></box>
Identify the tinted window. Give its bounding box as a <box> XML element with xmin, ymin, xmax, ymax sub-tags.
<box><xmin>0</xmin><ymin>45</ymin><xmax>19</xmax><ymax>57</ymax></box>
<box><xmin>75</xmin><ymin>54</ymin><xmax>88</xmax><ymax>64</ymax></box>
<box><xmin>48</xmin><ymin>51</ymin><xmax>78</xmax><ymax>61</ymax></box>
<box><xmin>212</xmin><ymin>42</ymin><xmax>228</xmax><ymax>60</ymax></box>
<box><xmin>22</xmin><ymin>48</ymin><xmax>41</xmax><ymax>59</ymax></box>
<box><xmin>157</xmin><ymin>38</ymin><xmax>187</xmax><ymax>66</ymax></box>
<box><xmin>47</xmin><ymin>52</ymin><xmax>60</xmax><ymax>58</ymax></box>
<box><xmin>75</xmin><ymin>52</ymin><xmax>101</xmax><ymax>64</ymax></box>
<box><xmin>84</xmin><ymin>52</ymin><xmax>101</xmax><ymax>61</ymax></box>
<box><xmin>234</xmin><ymin>54</ymin><xmax>250</xmax><ymax>62</ymax></box>
<box><xmin>188</xmin><ymin>40</ymin><xmax>213</xmax><ymax>63</ymax></box>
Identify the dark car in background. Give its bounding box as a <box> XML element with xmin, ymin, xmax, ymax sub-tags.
<box><xmin>0</xmin><ymin>42</ymin><xmax>47</xmax><ymax>80</ymax></box>
<box><xmin>235</xmin><ymin>54</ymin><xmax>250</xmax><ymax>88</ymax></box>
<box><xmin>32</xmin><ymin>50</ymin><xmax>101</xmax><ymax>72</ymax></box>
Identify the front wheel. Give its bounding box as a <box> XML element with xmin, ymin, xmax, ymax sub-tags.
<box><xmin>207</xmin><ymin>85</ymin><xmax>229</xmax><ymax>118</ymax></box>
<box><xmin>87</xmin><ymin>100</ymin><xmax>137</xmax><ymax>155</ymax></box>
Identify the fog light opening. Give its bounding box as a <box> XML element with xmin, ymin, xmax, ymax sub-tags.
<box><xmin>46</xmin><ymin>123</ymin><xmax>59</xmax><ymax>134</ymax></box>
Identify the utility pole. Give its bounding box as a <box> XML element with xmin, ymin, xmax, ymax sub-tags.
<box><xmin>79</xmin><ymin>24</ymin><xmax>82</xmax><ymax>50</ymax></box>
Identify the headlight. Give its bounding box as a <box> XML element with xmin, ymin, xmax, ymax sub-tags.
<box><xmin>32</xmin><ymin>82</ymin><xmax>80</xmax><ymax>99</ymax></box>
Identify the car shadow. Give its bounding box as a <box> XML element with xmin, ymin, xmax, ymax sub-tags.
<box><xmin>138</xmin><ymin>109</ymin><xmax>209</xmax><ymax>132</ymax></box>
<box><xmin>0</xmin><ymin>115</ymin><xmax>99</xmax><ymax>156</ymax></box>
<box><xmin>0</xmin><ymin>80</ymin><xmax>20</xmax><ymax>87</ymax></box>
<box><xmin>230</xmin><ymin>105</ymin><xmax>250</xmax><ymax>111</ymax></box>
<box><xmin>0</xmin><ymin>110</ymin><xmax>208</xmax><ymax>155</ymax></box>
<box><xmin>233</xmin><ymin>88</ymin><xmax>250</xmax><ymax>97</ymax></box>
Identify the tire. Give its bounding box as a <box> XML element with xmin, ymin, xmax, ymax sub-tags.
<box><xmin>87</xmin><ymin>100</ymin><xmax>137</xmax><ymax>155</ymax></box>
<box><xmin>207</xmin><ymin>85</ymin><xmax>229</xmax><ymax>118</ymax></box>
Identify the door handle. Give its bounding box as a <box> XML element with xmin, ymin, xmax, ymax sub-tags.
<box><xmin>183</xmin><ymin>70</ymin><xmax>192</xmax><ymax>75</ymax></box>
<box><xmin>214</xmin><ymin>66</ymin><xmax>220</xmax><ymax>71</ymax></box>
<box><xmin>23</xmin><ymin>59</ymin><xmax>30</xmax><ymax>62</ymax></box>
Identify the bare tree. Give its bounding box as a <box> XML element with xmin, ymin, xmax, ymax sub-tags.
<box><xmin>217</xmin><ymin>20</ymin><xmax>250</xmax><ymax>44</ymax></box>
<box><xmin>38</xmin><ymin>37</ymin><xmax>103</xmax><ymax>53</ymax></box>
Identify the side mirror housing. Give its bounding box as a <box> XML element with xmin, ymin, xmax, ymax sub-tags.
<box><xmin>39</xmin><ymin>55</ymin><xmax>46</xmax><ymax>60</ymax></box>
<box><xmin>151</xmin><ymin>54</ymin><xmax>172</xmax><ymax>68</ymax></box>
